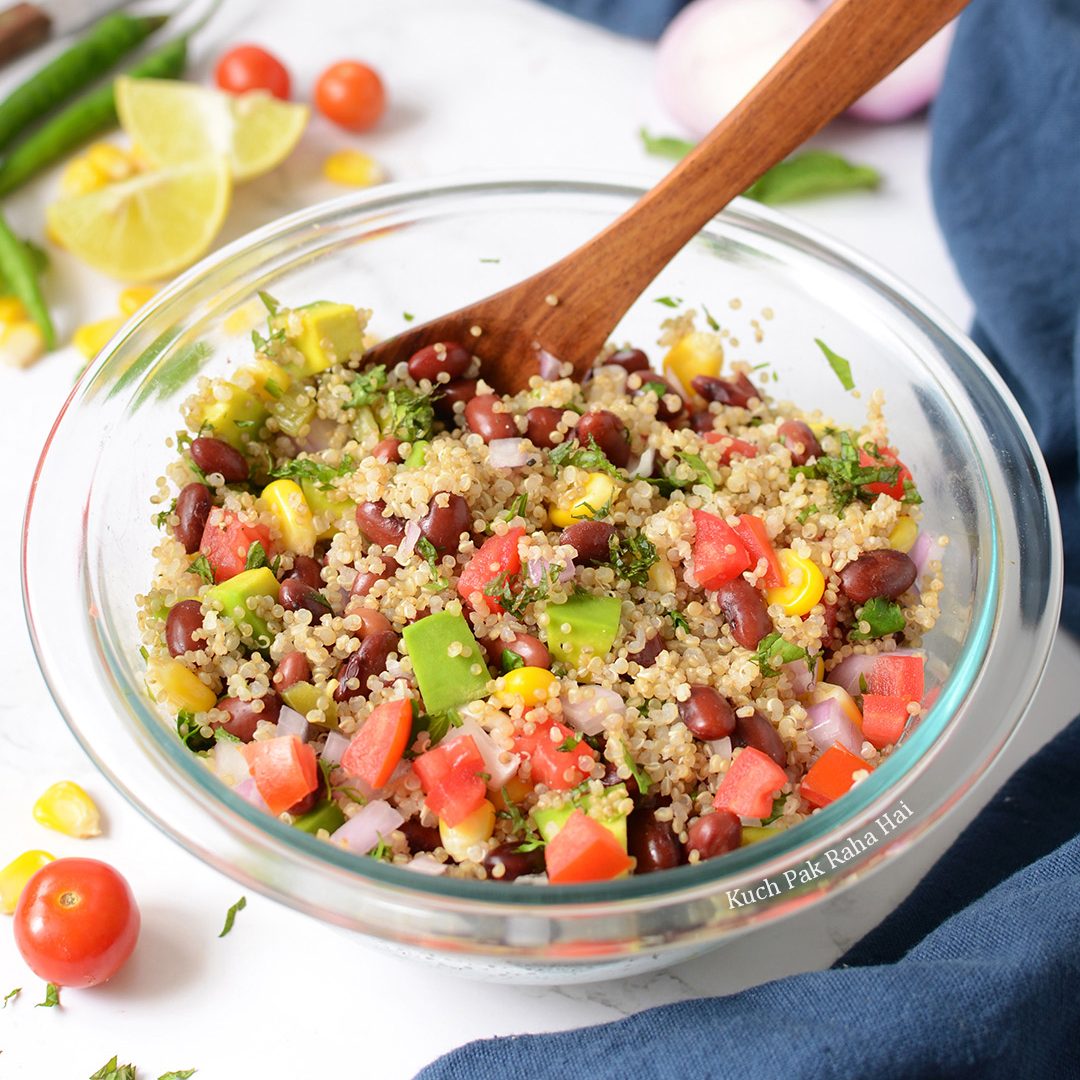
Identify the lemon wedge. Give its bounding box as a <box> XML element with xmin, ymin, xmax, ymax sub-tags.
<box><xmin>116</xmin><ymin>77</ymin><xmax>309</xmax><ymax>182</ymax></box>
<box><xmin>46</xmin><ymin>160</ymin><xmax>231</xmax><ymax>282</ymax></box>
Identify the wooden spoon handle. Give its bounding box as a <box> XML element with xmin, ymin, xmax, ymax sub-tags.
<box><xmin>547</xmin><ymin>0</ymin><xmax>968</xmax><ymax>326</ymax></box>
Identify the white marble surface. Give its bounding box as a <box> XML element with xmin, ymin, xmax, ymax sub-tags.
<box><xmin>1</xmin><ymin>1</ymin><xmax>1078</xmax><ymax>1077</ymax></box>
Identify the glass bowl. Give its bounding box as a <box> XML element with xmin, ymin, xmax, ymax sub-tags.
<box><xmin>23</xmin><ymin>176</ymin><xmax>1060</xmax><ymax>983</ymax></box>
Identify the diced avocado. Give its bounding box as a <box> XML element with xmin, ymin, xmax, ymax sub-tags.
<box><xmin>280</xmin><ymin>680</ymin><xmax>338</xmax><ymax>729</ymax></box>
<box><xmin>288</xmin><ymin>302</ymin><xmax>366</xmax><ymax>375</ymax></box>
<box><xmin>531</xmin><ymin>784</ymin><xmax>629</xmax><ymax>850</ymax></box>
<box><xmin>204</xmin><ymin>567</ymin><xmax>279</xmax><ymax>651</ymax></box>
<box><xmin>352</xmin><ymin>405</ymin><xmax>380</xmax><ymax>443</ymax></box>
<box><xmin>300</xmin><ymin>479</ymin><xmax>356</xmax><ymax>540</ymax></box>
<box><xmin>741</xmin><ymin>825</ymin><xmax>781</xmax><ymax>847</ymax></box>
<box><xmin>401</xmin><ymin>611</ymin><xmax>491</xmax><ymax>715</ymax></box>
<box><xmin>403</xmin><ymin>439</ymin><xmax>429</xmax><ymax>469</ymax></box>
<box><xmin>268</xmin><ymin>383</ymin><xmax>317</xmax><ymax>438</ymax></box>
<box><xmin>545</xmin><ymin>593</ymin><xmax>622</xmax><ymax>668</ymax></box>
<box><xmin>293</xmin><ymin>799</ymin><xmax>347</xmax><ymax>834</ymax></box>
<box><xmin>197</xmin><ymin>383</ymin><xmax>267</xmax><ymax>450</ymax></box>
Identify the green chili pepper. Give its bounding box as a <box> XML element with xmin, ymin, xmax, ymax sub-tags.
<box><xmin>0</xmin><ymin>12</ymin><xmax>169</xmax><ymax>153</ymax></box>
<box><xmin>0</xmin><ymin>211</ymin><xmax>54</xmax><ymax>347</ymax></box>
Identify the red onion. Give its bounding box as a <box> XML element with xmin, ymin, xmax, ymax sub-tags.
<box><xmin>526</xmin><ymin>555</ymin><xmax>575</xmax><ymax>586</ymax></box>
<box><xmin>453</xmin><ymin>718</ymin><xmax>521</xmax><ymax>789</ymax></box>
<box><xmin>560</xmin><ymin>685</ymin><xmax>624</xmax><ymax>736</ymax></box>
<box><xmin>488</xmin><ymin>438</ymin><xmax>532</xmax><ymax>469</ymax></box>
<box><xmin>708</xmin><ymin>735</ymin><xmax>733</xmax><ymax>760</ymax></box>
<box><xmin>235</xmin><ymin>777</ymin><xmax>269</xmax><ymax>812</ymax></box>
<box><xmin>213</xmin><ymin>741</ymin><xmax>250</xmax><ymax>785</ymax></box>
<box><xmin>782</xmin><ymin>658</ymin><xmax>816</xmax><ymax>696</ymax></box>
<box><xmin>320</xmin><ymin>730</ymin><xmax>350</xmax><ymax>765</ymax></box>
<box><xmin>826</xmin><ymin>653</ymin><xmax>881</xmax><ymax>697</ymax></box>
<box><xmin>805</xmin><ymin>698</ymin><xmax>862</xmax><ymax>754</ymax></box>
<box><xmin>275</xmin><ymin>705</ymin><xmax>310</xmax><ymax>742</ymax></box>
<box><xmin>298</xmin><ymin>418</ymin><xmax>340</xmax><ymax>453</ymax></box>
<box><xmin>330</xmin><ymin>799</ymin><xmax>404</xmax><ymax>854</ymax></box>
<box><xmin>537</xmin><ymin>349</ymin><xmax>563</xmax><ymax>381</ymax></box>
<box><xmin>909</xmin><ymin>531</ymin><xmax>943</xmax><ymax>578</ymax></box>
<box><xmin>630</xmin><ymin>447</ymin><xmax>656</xmax><ymax>479</ymax></box>
<box><xmin>397</xmin><ymin>520</ymin><xmax>422</xmax><ymax>562</ymax></box>
<box><xmin>405</xmin><ymin>854</ymin><xmax>448</xmax><ymax>876</ymax></box>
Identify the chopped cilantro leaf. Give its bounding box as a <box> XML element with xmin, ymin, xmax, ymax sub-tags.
<box><xmin>752</xmin><ymin>632</ymin><xmax>808</xmax><ymax>678</ymax></box>
<box><xmin>702</xmin><ymin>303</ymin><xmax>720</xmax><ymax>332</ymax></box>
<box><xmin>503</xmin><ymin>492</ymin><xmax>529</xmax><ymax>522</ymax></box>
<box><xmin>263</xmin><ymin>378</ymin><xmax>284</xmax><ymax>399</ymax></box>
<box><xmin>654</xmin><ymin>296</ymin><xmax>682</xmax><ymax>308</ymax></box>
<box><xmin>270</xmin><ymin>455</ymin><xmax>354</xmax><ymax>491</ymax></box>
<box><xmin>177</xmin><ymin>710</ymin><xmax>212</xmax><ymax>752</ymax></box>
<box><xmin>3</xmin><ymin>987</ymin><xmax>19</xmax><ymax>1007</ymax></box>
<box><xmin>159</xmin><ymin>1071</ymin><xmax>197</xmax><ymax>1080</ymax></box>
<box><xmin>669</xmin><ymin>609</ymin><xmax>690</xmax><ymax>633</ymax></box>
<box><xmin>557</xmin><ymin>733</ymin><xmax>581</xmax><ymax>753</ymax></box>
<box><xmin>902</xmin><ymin>479</ymin><xmax>923</xmax><ymax>506</ymax></box>
<box><xmin>675</xmin><ymin>450</ymin><xmax>716</xmax><ymax>491</ymax></box>
<box><xmin>621</xmin><ymin>741</ymin><xmax>652</xmax><ymax>794</ymax></box>
<box><xmin>796</xmin><ymin>503</ymin><xmax>819</xmax><ymax>525</ymax></box>
<box><xmin>850</xmin><ymin>597</ymin><xmax>906</xmax><ymax>641</ymax></box>
<box><xmin>244</xmin><ymin>541</ymin><xmax>268</xmax><ymax>571</ymax></box>
<box><xmin>416</xmin><ymin>536</ymin><xmax>448</xmax><ymax>588</ymax></box>
<box><xmin>218</xmin><ymin>896</ymin><xmax>246</xmax><ymax>938</ymax></box>
<box><xmin>384</xmin><ymin>386</ymin><xmax>436</xmax><ymax>441</ymax></box>
<box><xmin>89</xmin><ymin>1057</ymin><xmax>136</xmax><ymax>1080</ymax></box>
<box><xmin>639</xmin><ymin>127</ymin><xmax>695</xmax><ymax>160</ymax></box>
<box><xmin>154</xmin><ymin>498</ymin><xmax>176</xmax><ymax>528</ymax></box>
<box><xmin>346</xmin><ymin>364</ymin><xmax>388</xmax><ymax>408</ymax></box>
<box><xmin>186</xmin><ymin>554</ymin><xmax>215</xmax><ymax>585</ymax></box>
<box><xmin>607</xmin><ymin>531</ymin><xmax>658</xmax><ymax>586</ymax></box>
<box><xmin>548</xmin><ymin>435</ymin><xmax>624</xmax><ymax>480</ymax></box>
<box><xmin>791</xmin><ymin>431</ymin><xmax>899</xmax><ymax>513</ymax></box>
<box><xmin>479</xmin><ymin>256</ymin><xmax>501</xmax><ymax>263</ymax></box>
<box><xmin>763</xmin><ymin>794</ymin><xmax>787</xmax><ymax>825</ymax></box>
<box><xmin>815</xmin><ymin>338</ymin><xmax>855</xmax><ymax>391</ymax></box>
<box><xmin>370</xmin><ymin>835</ymin><xmax>392</xmax><ymax>861</ymax></box>
<box><xmin>498</xmin><ymin>790</ymin><xmax>546</xmax><ymax>852</ymax></box>
<box><xmin>483</xmin><ymin>565</ymin><xmax>561</xmax><ymax>619</ymax></box>
<box><xmin>36</xmin><ymin>982</ymin><xmax>60</xmax><ymax>1008</ymax></box>
<box><xmin>402</xmin><ymin>312</ymin><xmax>415</xmax><ymax>322</ymax></box>
<box><xmin>257</xmin><ymin>290</ymin><xmax>280</xmax><ymax>315</ymax></box>
<box><xmin>500</xmin><ymin>649</ymin><xmax>525</xmax><ymax>673</ymax></box>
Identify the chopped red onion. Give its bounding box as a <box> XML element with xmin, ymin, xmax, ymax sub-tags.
<box><xmin>320</xmin><ymin>730</ymin><xmax>350</xmax><ymax>765</ymax></box>
<box><xmin>406</xmin><ymin>854</ymin><xmax>448</xmax><ymax>876</ymax></box>
<box><xmin>397</xmin><ymin>520</ymin><xmax>422</xmax><ymax>562</ymax></box>
<box><xmin>782</xmin><ymin>658</ymin><xmax>817</xmax><ymax>696</ymax></box>
<box><xmin>454</xmin><ymin>718</ymin><xmax>521</xmax><ymax>789</ymax></box>
<box><xmin>708</xmin><ymin>736</ymin><xmax>733</xmax><ymax>760</ymax></box>
<box><xmin>537</xmin><ymin>349</ymin><xmax>562</xmax><ymax>380</ymax></box>
<box><xmin>630</xmin><ymin>447</ymin><xmax>656</xmax><ymax>479</ymax></box>
<box><xmin>488</xmin><ymin>438</ymin><xmax>531</xmax><ymax>469</ymax></box>
<box><xmin>560</xmin><ymin>685</ymin><xmax>625</xmax><ymax>736</ymax></box>
<box><xmin>330</xmin><ymin>799</ymin><xmax>404</xmax><ymax>854</ymax></box>
<box><xmin>805</xmin><ymin>698</ymin><xmax>862</xmax><ymax>754</ymax></box>
<box><xmin>235</xmin><ymin>777</ymin><xmax>269</xmax><ymax>812</ymax></box>
<box><xmin>276</xmin><ymin>705</ymin><xmax>310</xmax><ymax>742</ymax></box>
<box><xmin>909</xmin><ymin>532</ymin><xmax>943</xmax><ymax>578</ymax></box>
<box><xmin>298</xmin><ymin>417</ymin><xmax>340</xmax><ymax>453</ymax></box>
<box><xmin>213</xmin><ymin>741</ymin><xmax>250</xmax><ymax>785</ymax></box>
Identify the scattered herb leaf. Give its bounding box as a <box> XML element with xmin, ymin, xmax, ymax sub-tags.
<box><xmin>557</xmin><ymin>733</ymin><xmax>581</xmax><ymax>753</ymax></box>
<box><xmin>639</xmin><ymin>127</ymin><xmax>695</xmax><ymax>160</ymax></box>
<box><xmin>752</xmin><ymin>632</ymin><xmax>808</xmax><ymax>678</ymax></box>
<box><xmin>621</xmin><ymin>741</ymin><xmax>652</xmax><ymax>795</ymax></box>
<box><xmin>763</xmin><ymin>795</ymin><xmax>787</xmax><ymax>825</ymax></box>
<box><xmin>902</xmin><ymin>479</ymin><xmax>923</xmax><ymax>506</ymax></box>
<box><xmin>850</xmin><ymin>597</ymin><xmax>906</xmax><ymax>641</ymax></box>
<box><xmin>384</xmin><ymin>386</ymin><xmax>436</xmax><ymax>442</ymax></box>
<box><xmin>498</xmin><ymin>790</ymin><xmax>546</xmax><ymax>852</ymax></box>
<box><xmin>744</xmin><ymin>150</ymin><xmax>881</xmax><ymax>205</ymax></box>
<box><xmin>669</xmin><ymin>609</ymin><xmax>690</xmax><ymax>633</ymax></box>
<box><xmin>244</xmin><ymin>541</ymin><xmax>268</xmax><ymax>572</ymax></box>
<box><xmin>37</xmin><ymin>982</ymin><xmax>60</xmax><ymax>1008</ymax></box>
<box><xmin>548</xmin><ymin>435</ymin><xmax>624</xmax><ymax>480</ymax></box>
<box><xmin>702</xmin><ymin>304</ymin><xmax>720</xmax><ymax>332</ymax></box>
<box><xmin>796</xmin><ymin>503</ymin><xmax>819</xmax><ymax>525</ymax></box>
<box><xmin>654</xmin><ymin>296</ymin><xmax>682</xmax><ymax>308</ymax></box>
<box><xmin>218</xmin><ymin>896</ymin><xmax>247</xmax><ymax>938</ymax></box>
<box><xmin>269</xmin><ymin>455</ymin><xmax>354</xmax><ymax>491</ymax></box>
<box><xmin>815</xmin><ymin>338</ymin><xmax>855</xmax><ymax>391</ymax></box>
<box><xmin>177</xmin><ymin>710</ymin><xmax>212</xmax><ymax>752</ymax></box>
<box><xmin>479</xmin><ymin>257</ymin><xmax>501</xmax><ymax>263</ymax></box>
<box><xmin>346</xmin><ymin>364</ymin><xmax>388</xmax><ymax>408</ymax></box>
<box><xmin>607</xmin><ymin>531</ymin><xmax>658</xmax><ymax>586</ymax></box>
<box><xmin>500</xmin><ymin>649</ymin><xmax>525</xmax><ymax>674</ymax></box>
<box><xmin>263</xmin><ymin>378</ymin><xmax>284</xmax><ymax>399</ymax></box>
<box><xmin>370</xmin><ymin>835</ymin><xmax>392</xmax><ymax>861</ymax></box>
<box><xmin>3</xmin><ymin>987</ymin><xmax>19</xmax><ymax>1007</ymax></box>
<box><xmin>89</xmin><ymin>1057</ymin><xmax>136</xmax><ymax>1080</ymax></box>
<box><xmin>257</xmin><ymin>290</ymin><xmax>280</xmax><ymax>315</ymax></box>
<box><xmin>675</xmin><ymin>450</ymin><xmax>716</xmax><ymax>491</ymax></box>
<box><xmin>416</xmin><ymin>536</ymin><xmax>448</xmax><ymax>589</ymax></box>
<box><xmin>503</xmin><ymin>492</ymin><xmax>529</xmax><ymax>522</ymax></box>
<box><xmin>483</xmin><ymin>564</ymin><xmax>562</xmax><ymax>620</ymax></box>
<box><xmin>154</xmin><ymin>499</ymin><xmax>176</xmax><ymax>528</ymax></box>
<box><xmin>159</xmin><ymin>1072</ymin><xmax>197</xmax><ymax>1080</ymax></box>
<box><xmin>186</xmin><ymin>554</ymin><xmax>215</xmax><ymax>586</ymax></box>
<box><xmin>402</xmin><ymin>311</ymin><xmax>415</xmax><ymax>322</ymax></box>
<box><xmin>791</xmin><ymin>431</ymin><xmax>899</xmax><ymax>513</ymax></box>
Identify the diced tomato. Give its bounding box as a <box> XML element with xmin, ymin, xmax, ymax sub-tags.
<box><xmin>859</xmin><ymin>445</ymin><xmax>913</xmax><ymax>501</ymax></box>
<box><xmin>733</xmin><ymin>515</ymin><xmax>784</xmax><ymax>588</ymax></box>
<box><xmin>691</xmin><ymin>509</ymin><xmax>751</xmax><ymax>590</ymax></box>
<box><xmin>456</xmin><ymin>527</ymin><xmax>523</xmax><ymax>612</ymax></box>
<box><xmin>514</xmin><ymin>717</ymin><xmax>597</xmax><ymax>791</ymax></box>
<box><xmin>544</xmin><ymin>810</ymin><xmax>634</xmax><ymax>884</ymax></box>
<box><xmin>200</xmin><ymin>508</ymin><xmax>274</xmax><ymax>583</ymax></box>
<box><xmin>861</xmin><ymin>694</ymin><xmax>910</xmax><ymax>749</ymax></box>
<box><xmin>243</xmin><ymin>735</ymin><xmax>318</xmax><ymax>816</ymax></box>
<box><xmin>713</xmin><ymin>747</ymin><xmax>787</xmax><ymax>819</ymax></box>
<box><xmin>868</xmin><ymin>654</ymin><xmax>924</xmax><ymax>703</ymax></box>
<box><xmin>341</xmin><ymin>697</ymin><xmax>414</xmax><ymax>789</ymax></box>
<box><xmin>413</xmin><ymin>734</ymin><xmax>487</xmax><ymax>826</ymax></box>
<box><xmin>801</xmin><ymin>744</ymin><xmax>872</xmax><ymax>809</ymax></box>
<box><xmin>703</xmin><ymin>432</ymin><xmax>759</xmax><ymax>464</ymax></box>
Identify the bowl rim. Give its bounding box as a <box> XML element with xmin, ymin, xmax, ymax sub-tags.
<box><xmin>23</xmin><ymin>171</ymin><xmax>1062</xmax><ymax>917</ymax></box>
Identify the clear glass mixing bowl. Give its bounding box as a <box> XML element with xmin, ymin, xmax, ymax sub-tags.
<box><xmin>23</xmin><ymin>176</ymin><xmax>1061</xmax><ymax>983</ymax></box>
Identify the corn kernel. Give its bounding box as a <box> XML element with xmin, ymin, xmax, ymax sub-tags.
<box><xmin>764</xmin><ymin>548</ymin><xmax>825</xmax><ymax>617</ymax></box>
<box><xmin>323</xmin><ymin>149</ymin><xmax>385</xmax><ymax>188</ymax></box>
<box><xmin>0</xmin><ymin>296</ymin><xmax>27</xmax><ymax>324</ymax></box>
<box><xmin>490</xmin><ymin>775</ymin><xmax>533</xmax><ymax>812</ymax></box>
<box><xmin>0</xmin><ymin>322</ymin><xmax>45</xmax><ymax>368</ymax></box>
<box><xmin>498</xmin><ymin>666</ymin><xmax>558</xmax><ymax>708</ymax></box>
<box><xmin>888</xmin><ymin>515</ymin><xmax>918</xmax><ymax>554</ymax></box>
<box><xmin>72</xmin><ymin>316</ymin><xmax>124</xmax><ymax>360</ymax></box>
<box><xmin>86</xmin><ymin>141</ymin><xmax>137</xmax><ymax>181</ymax></box>
<box><xmin>663</xmin><ymin>330</ymin><xmax>724</xmax><ymax>398</ymax></box>
<box><xmin>648</xmin><ymin>558</ymin><xmax>677</xmax><ymax>595</ymax></box>
<box><xmin>59</xmin><ymin>155</ymin><xmax>108</xmax><ymax>197</ymax></box>
<box><xmin>118</xmin><ymin>284</ymin><xmax>158</xmax><ymax>316</ymax></box>
<box><xmin>148</xmin><ymin>657</ymin><xmax>218</xmax><ymax>713</ymax></box>
<box><xmin>33</xmin><ymin>781</ymin><xmax>101</xmax><ymax>838</ymax></box>
<box><xmin>0</xmin><ymin>850</ymin><xmax>55</xmax><ymax>913</ymax></box>
<box><xmin>807</xmin><ymin>682</ymin><xmax>863</xmax><ymax>729</ymax></box>
<box><xmin>439</xmin><ymin>799</ymin><xmax>496</xmax><ymax>861</ymax></box>
<box><xmin>260</xmin><ymin>478</ymin><xmax>317</xmax><ymax>556</ymax></box>
<box><xmin>548</xmin><ymin>472</ymin><xmax>620</xmax><ymax>528</ymax></box>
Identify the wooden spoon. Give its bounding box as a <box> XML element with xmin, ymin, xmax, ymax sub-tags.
<box><xmin>365</xmin><ymin>0</ymin><xmax>969</xmax><ymax>392</ymax></box>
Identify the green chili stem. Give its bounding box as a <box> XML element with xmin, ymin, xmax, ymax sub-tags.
<box><xmin>0</xmin><ymin>210</ymin><xmax>54</xmax><ymax>347</ymax></box>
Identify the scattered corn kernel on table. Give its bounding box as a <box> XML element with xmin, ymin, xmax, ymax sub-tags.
<box><xmin>1</xmin><ymin>1</ymin><xmax>1077</xmax><ymax>1077</ymax></box>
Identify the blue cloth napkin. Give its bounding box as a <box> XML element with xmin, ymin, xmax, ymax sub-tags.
<box><xmin>417</xmin><ymin>1</ymin><xmax>1080</xmax><ymax>1075</ymax></box>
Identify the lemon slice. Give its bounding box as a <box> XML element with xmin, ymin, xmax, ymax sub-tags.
<box><xmin>116</xmin><ymin>77</ymin><xmax>309</xmax><ymax>182</ymax></box>
<box><xmin>46</xmin><ymin>161</ymin><xmax>231</xmax><ymax>282</ymax></box>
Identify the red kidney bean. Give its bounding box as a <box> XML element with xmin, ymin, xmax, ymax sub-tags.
<box><xmin>434</xmin><ymin>377</ymin><xmax>479</xmax><ymax>421</ymax></box>
<box><xmin>525</xmin><ymin>406</ymin><xmax>565</xmax><ymax>449</ymax></box>
<box><xmin>356</xmin><ymin>501</ymin><xmax>407</xmax><ymax>547</ymax></box>
<box><xmin>419</xmin><ymin>493</ymin><xmax>472</xmax><ymax>555</ymax></box>
<box><xmin>679</xmin><ymin>685</ymin><xmax>736</xmax><ymax>741</ymax></box>
<box><xmin>482</xmin><ymin>632</ymin><xmax>550</xmax><ymax>671</ymax></box>
<box><xmin>289</xmin><ymin>555</ymin><xmax>323</xmax><ymax>589</ymax></box>
<box><xmin>407</xmin><ymin>341</ymin><xmax>471</xmax><ymax>383</ymax></box>
<box><xmin>165</xmin><ymin>600</ymin><xmax>204</xmax><ymax>657</ymax></box>
<box><xmin>734</xmin><ymin>710</ymin><xmax>787</xmax><ymax>768</ymax></box>
<box><xmin>174</xmin><ymin>482</ymin><xmax>212</xmax><ymax>554</ymax></box>
<box><xmin>465</xmin><ymin>393</ymin><xmax>517</xmax><ymax>442</ymax></box>
<box><xmin>574</xmin><ymin>409</ymin><xmax>631</xmax><ymax>467</ymax></box>
<box><xmin>334</xmin><ymin>630</ymin><xmax>399</xmax><ymax>702</ymax></box>
<box><xmin>715</xmin><ymin>578</ymin><xmax>773</xmax><ymax>650</ymax></box>
<box><xmin>279</xmin><ymin>576</ymin><xmax>332</xmax><ymax>619</ymax></box>
<box><xmin>839</xmin><ymin>549</ymin><xmax>917</xmax><ymax>605</ymax></box>
<box><xmin>351</xmin><ymin>558</ymin><xmax>399</xmax><ymax>597</ymax></box>
<box><xmin>355</xmin><ymin>608</ymin><xmax>393</xmax><ymax>639</ymax></box>
<box><xmin>190</xmin><ymin>436</ymin><xmax>249</xmax><ymax>483</ymax></box>
<box><xmin>400</xmin><ymin>818</ymin><xmax>441</xmax><ymax>854</ymax></box>
<box><xmin>777</xmin><ymin>419</ymin><xmax>822</xmax><ymax>466</ymax></box>
<box><xmin>607</xmin><ymin>347</ymin><xmax>650</xmax><ymax>374</ymax></box>
<box><xmin>559</xmin><ymin>519</ymin><xmax>615</xmax><ymax>565</ymax></box>
<box><xmin>821</xmin><ymin>599</ymin><xmax>840</xmax><ymax>642</ymax></box>
<box><xmin>627</xmin><ymin>808</ymin><xmax>683</xmax><ymax>874</ymax></box>
<box><xmin>601</xmin><ymin>760</ymin><xmax>640</xmax><ymax>800</ymax></box>
<box><xmin>372</xmin><ymin>437</ymin><xmax>403</xmax><ymax>464</ymax></box>
<box><xmin>287</xmin><ymin>763</ymin><xmax>325</xmax><ymax>816</ymax></box>
<box><xmin>273</xmin><ymin>651</ymin><xmax>311</xmax><ymax>692</ymax></box>
<box><xmin>635</xmin><ymin>373</ymin><xmax>684</xmax><ymax>421</ymax></box>
<box><xmin>628</xmin><ymin>633</ymin><xmax>665</xmax><ymax>668</ymax></box>
<box><xmin>686</xmin><ymin>809</ymin><xmax>741</xmax><ymax>861</ymax></box>
<box><xmin>483</xmin><ymin>842</ymin><xmax>545</xmax><ymax>880</ymax></box>
<box><xmin>692</xmin><ymin>373</ymin><xmax>761</xmax><ymax>408</ymax></box>
<box><xmin>689</xmin><ymin>411</ymin><xmax>716</xmax><ymax>434</ymax></box>
<box><xmin>215</xmin><ymin>692</ymin><xmax>281</xmax><ymax>743</ymax></box>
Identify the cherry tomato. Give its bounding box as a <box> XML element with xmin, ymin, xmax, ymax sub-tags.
<box><xmin>315</xmin><ymin>60</ymin><xmax>386</xmax><ymax>131</ymax></box>
<box><xmin>215</xmin><ymin>45</ymin><xmax>291</xmax><ymax>100</ymax></box>
<box><xmin>13</xmin><ymin>858</ymin><xmax>140</xmax><ymax>988</ymax></box>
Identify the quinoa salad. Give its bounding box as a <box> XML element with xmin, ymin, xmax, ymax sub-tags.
<box><xmin>138</xmin><ymin>296</ymin><xmax>943</xmax><ymax>884</ymax></box>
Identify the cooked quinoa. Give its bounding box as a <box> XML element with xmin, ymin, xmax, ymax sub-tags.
<box><xmin>138</xmin><ymin>296</ymin><xmax>943</xmax><ymax>884</ymax></box>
